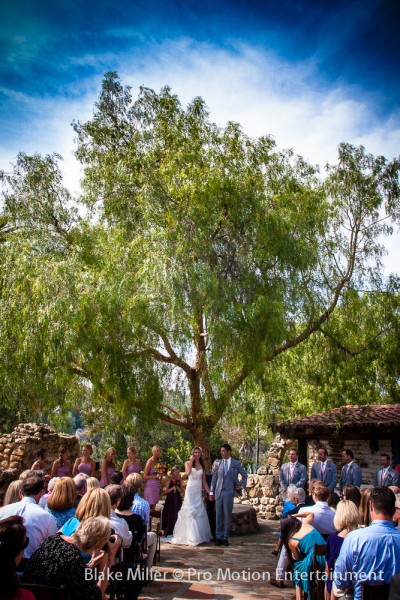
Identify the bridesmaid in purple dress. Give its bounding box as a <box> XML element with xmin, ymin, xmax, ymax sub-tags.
<box><xmin>122</xmin><ymin>447</ymin><xmax>141</xmax><ymax>480</ymax></box>
<box><xmin>51</xmin><ymin>446</ymin><xmax>72</xmax><ymax>478</ymax></box>
<box><xmin>72</xmin><ymin>443</ymin><xmax>96</xmax><ymax>477</ymax></box>
<box><xmin>143</xmin><ymin>445</ymin><xmax>162</xmax><ymax>509</ymax></box>
<box><xmin>100</xmin><ymin>447</ymin><xmax>116</xmax><ymax>488</ymax></box>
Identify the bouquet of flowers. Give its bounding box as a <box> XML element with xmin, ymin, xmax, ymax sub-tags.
<box><xmin>154</xmin><ymin>462</ymin><xmax>168</xmax><ymax>476</ymax></box>
<box><xmin>170</xmin><ymin>477</ymin><xmax>181</xmax><ymax>492</ymax></box>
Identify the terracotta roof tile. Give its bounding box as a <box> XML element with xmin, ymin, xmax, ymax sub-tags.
<box><xmin>274</xmin><ymin>404</ymin><xmax>400</xmax><ymax>434</ymax></box>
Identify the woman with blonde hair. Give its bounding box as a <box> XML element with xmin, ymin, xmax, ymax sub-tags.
<box><xmin>73</xmin><ymin>444</ymin><xmax>96</xmax><ymax>477</ymax></box>
<box><xmin>100</xmin><ymin>447</ymin><xmax>116</xmax><ymax>488</ymax></box>
<box><xmin>122</xmin><ymin>447</ymin><xmax>141</xmax><ymax>479</ymax></box>
<box><xmin>143</xmin><ymin>445</ymin><xmax>162</xmax><ymax>509</ymax></box>
<box><xmin>23</xmin><ymin>516</ymin><xmax>120</xmax><ymax>600</ymax></box>
<box><xmin>46</xmin><ymin>477</ymin><xmax>77</xmax><ymax>527</ymax></box>
<box><xmin>86</xmin><ymin>477</ymin><xmax>101</xmax><ymax>491</ymax></box>
<box><xmin>325</xmin><ymin>500</ymin><xmax>360</xmax><ymax>598</ymax></box>
<box><xmin>3</xmin><ymin>480</ymin><xmax>23</xmax><ymax>506</ymax></box>
<box><xmin>60</xmin><ymin>487</ymin><xmax>111</xmax><ymax>536</ymax></box>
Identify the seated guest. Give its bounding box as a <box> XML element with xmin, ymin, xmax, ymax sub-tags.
<box><xmin>115</xmin><ymin>485</ymin><xmax>144</xmax><ymax>542</ymax></box>
<box><xmin>328</xmin><ymin>491</ymin><xmax>340</xmax><ymax>511</ymax></box>
<box><xmin>272</xmin><ymin>486</ymin><xmax>304</xmax><ymax>557</ymax></box>
<box><xmin>333</xmin><ymin>486</ymin><xmax>400</xmax><ymax>599</ymax></box>
<box><xmin>124</xmin><ymin>475</ymin><xmax>157</xmax><ymax>568</ymax></box>
<box><xmin>3</xmin><ymin>480</ymin><xmax>23</xmax><ymax>506</ymax></box>
<box><xmin>297</xmin><ymin>481</ymin><xmax>336</xmax><ymax>538</ymax></box>
<box><xmin>86</xmin><ymin>477</ymin><xmax>100</xmax><ymax>492</ymax></box>
<box><xmin>61</xmin><ymin>488</ymin><xmax>111</xmax><ymax>536</ymax></box>
<box><xmin>304</xmin><ymin>479</ymin><xmax>318</xmax><ymax>506</ymax></box>
<box><xmin>126</xmin><ymin>473</ymin><xmax>150</xmax><ymax>527</ymax></box>
<box><xmin>394</xmin><ymin>494</ymin><xmax>400</xmax><ymax>528</ymax></box>
<box><xmin>0</xmin><ymin>515</ymin><xmax>34</xmax><ymax>600</ymax></box>
<box><xmin>281</xmin><ymin>485</ymin><xmax>297</xmax><ymax>517</ymax></box>
<box><xmin>285</xmin><ymin>487</ymin><xmax>306</xmax><ymax>517</ymax></box>
<box><xmin>105</xmin><ymin>485</ymin><xmax>133</xmax><ymax>549</ymax></box>
<box><xmin>342</xmin><ymin>484</ymin><xmax>361</xmax><ymax>508</ymax></box>
<box><xmin>281</xmin><ymin>515</ymin><xmax>325</xmax><ymax>600</ymax></box>
<box><xmin>110</xmin><ymin>471</ymin><xmax>124</xmax><ymax>485</ymax></box>
<box><xmin>22</xmin><ymin>516</ymin><xmax>120</xmax><ymax>600</ymax></box>
<box><xmin>325</xmin><ymin>500</ymin><xmax>360</xmax><ymax>597</ymax></box>
<box><xmin>39</xmin><ymin>476</ymin><xmax>59</xmax><ymax>508</ymax></box>
<box><xmin>359</xmin><ymin>487</ymin><xmax>372</xmax><ymax>526</ymax></box>
<box><xmin>45</xmin><ymin>477</ymin><xmax>77</xmax><ymax>528</ymax></box>
<box><xmin>0</xmin><ymin>472</ymin><xmax>57</xmax><ymax>563</ymax></box>
<box><xmin>73</xmin><ymin>473</ymin><xmax>88</xmax><ymax>506</ymax></box>
<box><xmin>270</xmin><ymin>488</ymin><xmax>307</xmax><ymax>588</ymax></box>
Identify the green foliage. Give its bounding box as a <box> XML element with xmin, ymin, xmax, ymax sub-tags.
<box><xmin>1</xmin><ymin>73</ymin><xmax>399</xmax><ymax>459</ymax></box>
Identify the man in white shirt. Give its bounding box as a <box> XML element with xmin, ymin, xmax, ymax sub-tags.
<box><xmin>105</xmin><ymin>484</ymin><xmax>133</xmax><ymax>548</ymax></box>
<box><xmin>0</xmin><ymin>472</ymin><xmax>57</xmax><ymax>562</ymax></box>
<box><xmin>297</xmin><ymin>480</ymin><xmax>335</xmax><ymax>538</ymax></box>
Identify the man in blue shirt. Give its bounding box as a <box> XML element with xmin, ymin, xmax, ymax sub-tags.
<box><xmin>333</xmin><ymin>486</ymin><xmax>400</xmax><ymax>599</ymax></box>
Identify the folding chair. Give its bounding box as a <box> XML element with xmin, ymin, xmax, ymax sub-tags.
<box><xmin>310</xmin><ymin>543</ymin><xmax>326</xmax><ymax>600</ymax></box>
<box><xmin>363</xmin><ymin>582</ymin><xmax>390</xmax><ymax>600</ymax></box>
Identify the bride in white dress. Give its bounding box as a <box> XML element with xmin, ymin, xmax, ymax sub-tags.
<box><xmin>170</xmin><ymin>446</ymin><xmax>212</xmax><ymax>546</ymax></box>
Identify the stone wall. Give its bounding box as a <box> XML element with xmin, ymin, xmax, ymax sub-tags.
<box><xmin>0</xmin><ymin>423</ymin><xmax>80</xmax><ymax>501</ymax></box>
<box><xmin>240</xmin><ymin>435</ymin><xmax>292</xmax><ymax>520</ymax></box>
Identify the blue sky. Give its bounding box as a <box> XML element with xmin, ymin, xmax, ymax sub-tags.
<box><xmin>1</xmin><ymin>0</ymin><xmax>399</xmax><ymax>222</ymax></box>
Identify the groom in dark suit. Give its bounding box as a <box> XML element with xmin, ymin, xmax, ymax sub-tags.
<box><xmin>209</xmin><ymin>444</ymin><xmax>247</xmax><ymax>546</ymax></box>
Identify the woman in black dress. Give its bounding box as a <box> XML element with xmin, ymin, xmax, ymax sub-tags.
<box><xmin>161</xmin><ymin>466</ymin><xmax>183</xmax><ymax>537</ymax></box>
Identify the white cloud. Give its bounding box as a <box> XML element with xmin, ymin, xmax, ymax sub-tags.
<box><xmin>1</xmin><ymin>39</ymin><xmax>399</xmax><ymax>271</ymax></box>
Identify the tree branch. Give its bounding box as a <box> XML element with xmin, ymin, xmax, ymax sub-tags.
<box><xmin>319</xmin><ymin>325</ymin><xmax>393</xmax><ymax>357</ymax></box>
<box><xmin>161</xmin><ymin>402</ymin><xmax>184</xmax><ymax>420</ymax></box>
<box><xmin>160</xmin><ymin>411</ymin><xmax>191</xmax><ymax>429</ymax></box>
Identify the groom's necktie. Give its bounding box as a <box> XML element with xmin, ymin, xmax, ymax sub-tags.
<box><xmin>224</xmin><ymin>460</ymin><xmax>228</xmax><ymax>476</ymax></box>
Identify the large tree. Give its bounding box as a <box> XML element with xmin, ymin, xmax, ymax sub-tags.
<box><xmin>1</xmin><ymin>72</ymin><xmax>399</xmax><ymax>458</ymax></box>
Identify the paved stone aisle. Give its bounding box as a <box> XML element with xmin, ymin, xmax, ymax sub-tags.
<box><xmin>139</xmin><ymin>520</ymin><xmax>296</xmax><ymax>600</ymax></box>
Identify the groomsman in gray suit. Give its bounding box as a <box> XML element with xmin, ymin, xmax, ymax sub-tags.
<box><xmin>310</xmin><ymin>447</ymin><xmax>337</xmax><ymax>492</ymax></box>
<box><xmin>340</xmin><ymin>449</ymin><xmax>362</xmax><ymax>493</ymax></box>
<box><xmin>210</xmin><ymin>444</ymin><xmax>247</xmax><ymax>546</ymax></box>
<box><xmin>279</xmin><ymin>448</ymin><xmax>307</xmax><ymax>498</ymax></box>
<box><xmin>374</xmin><ymin>453</ymin><xmax>400</xmax><ymax>487</ymax></box>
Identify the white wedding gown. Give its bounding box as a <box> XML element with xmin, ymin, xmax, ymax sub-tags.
<box><xmin>170</xmin><ymin>467</ymin><xmax>211</xmax><ymax>546</ymax></box>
